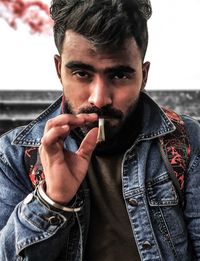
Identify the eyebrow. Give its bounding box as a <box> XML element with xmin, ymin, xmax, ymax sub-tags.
<box><xmin>65</xmin><ymin>61</ymin><xmax>135</xmax><ymax>74</ymax></box>
<box><xmin>104</xmin><ymin>65</ymin><xmax>135</xmax><ymax>74</ymax></box>
<box><xmin>65</xmin><ymin>61</ymin><xmax>96</xmax><ymax>72</ymax></box>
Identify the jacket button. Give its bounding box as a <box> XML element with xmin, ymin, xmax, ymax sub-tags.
<box><xmin>143</xmin><ymin>241</ymin><xmax>152</xmax><ymax>250</ymax></box>
<box><xmin>128</xmin><ymin>198</ymin><xmax>138</xmax><ymax>206</ymax></box>
<box><xmin>48</xmin><ymin>216</ymin><xmax>62</xmax><ymax>226</ymax></box>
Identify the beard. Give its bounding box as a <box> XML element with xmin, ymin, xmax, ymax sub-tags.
<box><xmin>63</xmin><ymin>96</ymin><xmax>141</xmax><ymax>151</ymax></box>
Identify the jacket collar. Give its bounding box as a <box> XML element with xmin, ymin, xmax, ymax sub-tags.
<box><xmin>12</xmin><ymin>95</ymin><xmax>63</xmax><ymax>147</ymax></box>
<box><xmin>137</xmin><ymin>91</ymin><xmax>175</xmax><ymax>142</ymax></box>
<box><xmin>12</xmin><ymin>92</ymin><xmax>175</xmax><ymax>147</ymax></box>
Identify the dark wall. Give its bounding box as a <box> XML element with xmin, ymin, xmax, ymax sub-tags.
<box><xmin>0</xmin><ymin>90</ymin><xmax>199</xmax><ymax>136</ymax></box>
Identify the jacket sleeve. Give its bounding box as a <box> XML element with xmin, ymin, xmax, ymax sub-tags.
<box><xmin>0</xmin><ymin>145</ymin><xmax>75</xmax><ymax>260</ymax></box>
<box><xmin>183</xmin><ymin>116</ymin><xmax>200</xmax><ymax>259</ymax></box>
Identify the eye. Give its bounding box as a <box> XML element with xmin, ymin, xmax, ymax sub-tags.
<box><xmin>72</xmin><ymin>70</ymin><xmax>90</xmax><ymax>79</ymax></box>
<box><xmin>110</xmin><ymin>72</ymin><xmax>131</xmax><ymax>80</ymax></box>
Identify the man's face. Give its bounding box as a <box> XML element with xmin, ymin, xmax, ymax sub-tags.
<box><xmin>54</xmin><ymin>30</ymin><xmax>150</xmax><ymax>140</ymax></box>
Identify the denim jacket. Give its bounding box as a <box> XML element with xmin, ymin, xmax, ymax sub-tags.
<box><xmin>0</xmin><ymin>92</ymin><xmax>200</xmax><ymax>261</ymax></box>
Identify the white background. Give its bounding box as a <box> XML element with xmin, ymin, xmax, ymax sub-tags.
<box><xmin>0</xmin><ymin>0</ymin><xmax>200</xmax><ymax>91</ymax></box>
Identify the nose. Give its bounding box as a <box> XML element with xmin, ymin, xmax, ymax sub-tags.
<box><xmin>88</xmin><ymin>76</ymin><xmax>112</xmax><ymax>108</ymax></box>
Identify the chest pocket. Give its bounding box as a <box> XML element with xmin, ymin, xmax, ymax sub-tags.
<box><xmin>147</xmin><ymin>172</ymin><xmax>179</xmax><ymax>207</ymax></box>
<box><xmin>146</xmin><ymin>172</ymin><xmax>187</xmax><ymax>248</ymax></box>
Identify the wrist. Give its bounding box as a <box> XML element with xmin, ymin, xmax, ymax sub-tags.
<box><xmin>45</xmin><ymin>186</ymin><xmax>72</xmax><ymax>206</ymax></box>
<box><xmin>37</xmin><ymin>180</ymin><xmax>82</xmax><ymax>213</ymax></box>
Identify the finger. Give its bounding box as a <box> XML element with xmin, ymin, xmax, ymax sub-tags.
<box><xmin>44</xmin><ymin>113</ymin><xmax>98</xmax><ymax>134</ymax></box>
<box><xmin>44</xmin><ymin>115</ymin><xmax>83</xmax><ymax>134</ymax></box>
<box><xmin>41</xmin><ymin>125</ymin><xmax>70</xmax><ymax>147</ymax></box>
<box><xmin>76</xmin><ymin>127</ymin><xmax>98</xmax><ymax>161</ymax></box>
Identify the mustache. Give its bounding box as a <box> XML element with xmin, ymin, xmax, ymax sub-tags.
<box><xmin>78</xmin><ymin>105</ymin><xmax>123</xmax><ymax>120</ymax></box>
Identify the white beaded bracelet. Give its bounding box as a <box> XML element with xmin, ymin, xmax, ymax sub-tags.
<box><xmin>37</xmin><ymin>181</ymin><xmax>82</xmax><ymax>213</ymax></box>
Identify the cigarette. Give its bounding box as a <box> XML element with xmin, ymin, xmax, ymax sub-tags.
<box><xmin>97</xmin><ymin>118</ymin><xmax>105</xmax><ymax>143</ymax></box>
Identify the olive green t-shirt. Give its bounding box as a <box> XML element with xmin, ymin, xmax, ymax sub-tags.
<box><xmin>84</xmin><ymin>153</ymin><xmax>141</xmax><ymax>261</ymax></box>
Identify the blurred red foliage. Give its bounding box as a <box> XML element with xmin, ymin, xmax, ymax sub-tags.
<box><xmin>0</xmin><ymin>0</ymin><xmax>53</xmax><ymax>34</ymax></box>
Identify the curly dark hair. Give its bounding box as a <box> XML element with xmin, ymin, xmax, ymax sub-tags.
<box><xmin>50</xmin><ymin>0</ymin><xmax>152</xmax><ymax>59</ymax></box>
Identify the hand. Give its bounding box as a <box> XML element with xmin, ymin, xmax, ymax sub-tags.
<box><xmin>39</xmin><ymin>113</ymin><xmax>98</xmax><ymax>205</ymax></box>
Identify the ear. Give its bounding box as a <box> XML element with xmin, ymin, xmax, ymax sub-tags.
<box><xmin>54</xmin><ymin>54</ymin><xmax>62</xmax><ymax>81</ymax></box>
<box><xmin>141</xmin><ymin>61</ymin><xmax>150</xmax><ymax>91</ymax></box>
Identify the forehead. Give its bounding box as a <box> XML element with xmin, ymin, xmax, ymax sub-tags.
<box><xmin>61</xmin><ymin>30</ymin><xmax>142</xmax><ymax>65</ymax></box>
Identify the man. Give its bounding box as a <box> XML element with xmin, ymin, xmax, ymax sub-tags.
<box><xmin>0</xmin><ymin>0</ymin><xmax>200</xmax><ymax>260</ymax></box>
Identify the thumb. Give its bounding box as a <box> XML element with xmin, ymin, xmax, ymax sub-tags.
<box><xmin>76</xmin><ymin>127</ymin><xmax>98</xmax><ymax>161</ymax></box>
